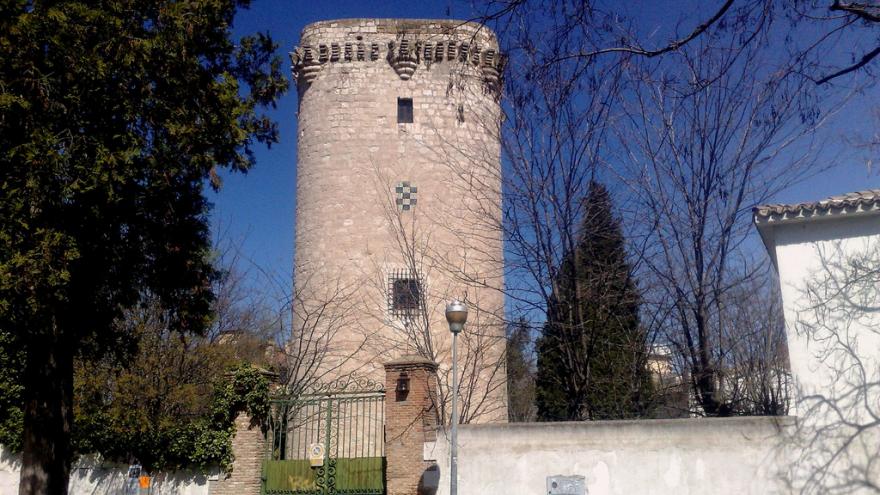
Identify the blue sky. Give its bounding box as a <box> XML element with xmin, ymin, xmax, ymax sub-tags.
<box><xmin>213</xmin><ymin>1</ymin><xmax>878</xmax><ymax>288</ymax></box>
<box><xmin>212</xmin><ymin>0</ymin><xmax>475</xmax><ymax>283</ymax></box>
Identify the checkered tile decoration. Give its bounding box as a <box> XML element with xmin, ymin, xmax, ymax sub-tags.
<box><xmin>395</xmin><ymin>181</ymin><xmax>418</xmax><ymax>211</ymax></box>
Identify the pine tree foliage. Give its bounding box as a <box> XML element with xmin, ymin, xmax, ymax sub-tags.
<box><xmin>0</xmin><ymin>2</ymin><xmax>288</xmax><ymax>492</ymax></box>
<box><xmin>535</xmin><ymin>181</ymin><xmax>651</xmax><ymax>421</ymax></box>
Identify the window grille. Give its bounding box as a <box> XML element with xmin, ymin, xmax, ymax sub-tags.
<box><xmin>388</xmin><ymin>269</ymin><xmax>423</xmax><ymax>318</ymax></box>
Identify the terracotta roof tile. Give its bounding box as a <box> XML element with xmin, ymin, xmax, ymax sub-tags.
<box><xmin>754</xmin><ymin>189</ymin><xmax>880</xmax><ymax>224</ymax></box>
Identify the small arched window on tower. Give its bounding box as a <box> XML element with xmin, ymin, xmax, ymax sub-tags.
<box><xmin>397</xmin><ymin>97</ymin><xmax>413</xmax><ymax>124</ymax></box>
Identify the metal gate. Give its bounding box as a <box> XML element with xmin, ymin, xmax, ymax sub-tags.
<box><xmin>262</xmin><ymin>376</ymin><xmax>386</xmax><ymax>495</ymax></box>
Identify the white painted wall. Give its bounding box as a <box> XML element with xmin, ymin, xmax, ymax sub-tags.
<box><xmin>0</xmin><ymin>446</ymin><xmax>215</xmax><ymax>495</ymax></box>
<box><xmin>767</xmin><ymin>215</ymin><xmax>880</xmax><ymax>411</ymax></box>
<box><xmin>760</xmin><ymin>213</ymin><xmax>880</xmax><ymax>493</ymax></box>
<box><xmin>430</xmin><ymin>417</ymin><xmax>791</xmax><ymax>495</ymax></box>
<box><xmin>0</xmin><ymin>447</ymin><xmax>20</xmax><ymax>494</ymax></box>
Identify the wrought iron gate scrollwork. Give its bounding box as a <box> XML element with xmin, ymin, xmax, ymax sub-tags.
<box><xmin>262</xmin><ymin>374</ymin><xmax>386</xmax><ymax>495</ymax></box>
<box><xmin>314</xmin><ymin>459</ymin><xmax>338</xmax><ymax>495</ymax></box>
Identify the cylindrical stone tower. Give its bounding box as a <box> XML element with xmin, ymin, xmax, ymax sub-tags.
<box><xmin>291</xmin><ymin>19</ymin><xmax>506</xmax><ymax>422</ymax></box>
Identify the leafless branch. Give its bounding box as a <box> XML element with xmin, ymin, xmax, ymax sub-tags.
<box><xmin>816</xmin><ymin>44</ymin><xmax>880</xmax><ymax>84</ymax></box>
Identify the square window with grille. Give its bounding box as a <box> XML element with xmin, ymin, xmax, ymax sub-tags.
<box><xmin>389</xmin><ymin>270</ymin><xmax>422</xmax><ymax>317</ymax></box>
<box><xmin>397</xmin><ymin>97</ymin><xmax>413</xmax><ymax>124</ymax></box>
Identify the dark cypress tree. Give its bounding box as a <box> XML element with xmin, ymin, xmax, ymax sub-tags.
<box><xmin>506</xmin><ymin>317</ymin><xmax>536</xmax><ymax>422</ymax></box>
<box><xmin>535</xmin><ymin>314</ymin><xmax>571</xmax><ymax>420</ymax></box>
<box><xmin>535</xmin><ymin>181</ymin><xmax>650</xmax><ymax>421</ymax></box>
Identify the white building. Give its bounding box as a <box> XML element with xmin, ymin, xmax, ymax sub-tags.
<box><xmin>755</xmin><ymin>189</ymin><xmax>880</xmax><ymax>494</ymax></box>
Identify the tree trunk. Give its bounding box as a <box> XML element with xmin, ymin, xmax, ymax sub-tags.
<box><xmin>18</xmin><ymin>338</ymin><xmax>73</xmax><ymax>495</ymax></box>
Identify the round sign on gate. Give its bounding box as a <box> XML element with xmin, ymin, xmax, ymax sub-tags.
<box><xmin>309</xmin><ymin>442</ymin><xmax>325</xmax><ymax>467</ymax></box>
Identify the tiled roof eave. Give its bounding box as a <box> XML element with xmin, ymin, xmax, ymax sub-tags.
<box><xmin>754</xmin><ymin>189</ymin><xmax>880</xmax><ymax>227</ymax></box>
<box><xmin>755</xmin><ymin>203</ymin><xmax>880</xmax><ymax>226</ymax></box>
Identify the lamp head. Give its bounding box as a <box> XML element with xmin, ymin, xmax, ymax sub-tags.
<box><xmin>445</xmin><ymin>300</ymin><xmax>468</xmax><ymax>334</ymax></box>
<box><xmin>396</xmin><ymin>372</ymin><xmax>410</xmax><ymax>395</ymax></box>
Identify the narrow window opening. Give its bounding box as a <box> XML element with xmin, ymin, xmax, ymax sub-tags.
<box><xmin>389</xmin><ymin>269</ymin><xmax>422</xmax><ymax>318</ymax></box>
<box><xmin>397</xmin><ymin>97</ymin><xmax>414</xmax><ymax>124</ymax></box>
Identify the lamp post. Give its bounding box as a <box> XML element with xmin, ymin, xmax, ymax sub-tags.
<box><xmin>445</xmin><ymin>300</ymin><xmax>467</xmax><ymax>495</ymax></box>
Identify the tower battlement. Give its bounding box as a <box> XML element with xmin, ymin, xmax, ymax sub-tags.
<box><xmin>291</xmin><ymin>19</ymin><xmax>504</xmax><ymax>89</ymax></box>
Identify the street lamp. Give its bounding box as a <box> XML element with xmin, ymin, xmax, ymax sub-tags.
<box><xmin>445</xmin><ymin>300</ymin><xmax>467</xmax><ymax>495</ymax></box>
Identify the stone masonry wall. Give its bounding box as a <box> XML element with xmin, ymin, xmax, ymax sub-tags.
<box><xmin>292</xmin><ymin>18</ymin><xmax>507</xmax><ymax>423</ymax></box>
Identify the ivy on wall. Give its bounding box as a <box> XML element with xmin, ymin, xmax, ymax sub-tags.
<box><xmin>181</xmin><ymin>363</ymin><xmax>272</xmax><ymax>472</ymax></box>
<box><xmin>0</xmin><ymin>360</ymin><xmax>270</xmax><ymax>473</ymax></box>
<box><xmin>82</xmin><ymin>363</ymin><xmax>270</xmax><ymax>472</ymax></box>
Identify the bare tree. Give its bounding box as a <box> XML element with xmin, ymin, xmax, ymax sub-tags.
<box><xmin>208</xmin><ymin>235</ymin><xmax>280</xmax><ymax>345</ymax></box>
<box><xmin>478</xmin><ymin>0</ymin><xmax>742</xmax><ymax>64</ymax></box>
<box><xmin>478</xmin><ymin>1</ymin><xmax>880</xmax><ymax>86</ymax></box>
<box><xmin>453</xmin><ymin>2</ymin><xmax>746</xmax><ymax>419</ymax></box>
<box><xmin>717</xmin><ymin>279</ymin><xmax>791</xmax><ymax>415</ymax></box>
<box><xmin>611</xmin><ymin>11</ymin><xmax>832</xmax><ymax>415</ymax></box>
<box><xmin>278</xmin><ymin>272</ymin><xmax>368</xmax><ymax>401</ymax></box>
<box><xmin>854</xmin><ymin>108</ymin><xmax>880</xmax><ymax>175</ymax></box>
<box><xmin>424</xmin><ymin>1</ymin><xmax>858</xmax><ymax>421</ymax></box>
<box><xmin>782</xmin><ymin>1</ymin><xmax>880</xmax><ymax>85</ymax></box>
<box><xmin>207</xmin><ymin>237</ymin><xmax>376</xmax><ymax>464</ymax></box>
<box><xmin>358</xmin><ymin>169</ymin><xmax>508</xmax><ymax>424</ymax></box>
<box><xmin>777</xmin><ymin>2</ymin><xmax>880</xmax><ymax>177</ymax></box>
<box><xmin>206</xmin><ymin>232</ymin><xmax>367</xmax><ymax>397</ymax></box>
<box><xmin>470</xmin><ymin>2</ymin><xmax>795</xmax><ymax>419</ymax></box>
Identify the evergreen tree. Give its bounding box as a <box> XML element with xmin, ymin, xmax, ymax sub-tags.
<box><xmin>506</xmin><ymin>317</ymin><xmax>536</xmax><ymax>422</ymax></box>
<box><xmin>535</xmin><ymin>181</ymin><xmax>650</xmax><ymax>421</ymax></box>
<box><xmin>0</xmin><ymin>2</ymin><xmax>287</xmax><ymax>492</ymax></box>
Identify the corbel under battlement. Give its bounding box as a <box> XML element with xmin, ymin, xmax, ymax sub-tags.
<box><xmin>290</xmin><ymin>38</ymin><xmax>505</xmax><ymax>92</ymax></box>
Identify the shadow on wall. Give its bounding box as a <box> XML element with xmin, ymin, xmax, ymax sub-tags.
<box><xmin>0</xmin><ymin>447</ymin><xmax>22</xmax><ymax>494</ymax></box>
<box><xmin>0</xmin><ymin>448</ymin><xmax>20</xmax><ymax>466</ymax></box>
<box><xmin>419</xmin><ymin>464</ymin><xmax>440</xmax><ymax>495</ymax></box>
<box><xmin>0</xmin><ymin>447</ymin><xmax>213</xmax><ymax>495</ymax></box>
<box><xmin>72</xmin><ymin>457</ymin><xmax>212</xmax><ymax>495</ymax></box>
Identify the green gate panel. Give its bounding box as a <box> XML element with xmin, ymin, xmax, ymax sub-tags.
<box><xmin>264</xmin><ymin>386</ymin><xmax>387</xmax><ymax>495</ymax></box>
<box><xmin>264</xmin><ymin>459</ymin><xmax>317</xmax><ymax>494</ymax></box>
<box><xmin>335</xmin><ymin>457</ymin><xmax>386</xmax><ymax>493</ymax></box>
<box><xmin>263</xmin><ymin>458</ymin><xmax>385</xmax><ymax>495</ymax></box>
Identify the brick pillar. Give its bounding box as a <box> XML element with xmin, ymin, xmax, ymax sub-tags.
<box><xmin>384</xmin><ymin>355</ymin><xmax>440</xmax><ymax>495</ymax></box>
<box><xmin>212</xmin><ymin>368</ymin><xmax>277</xmax><ymax>495</ymax></box>
<box><xmin>211</xmin><ymin>412</ymin><xmax>264</xmax><ymax>495</ymax></box>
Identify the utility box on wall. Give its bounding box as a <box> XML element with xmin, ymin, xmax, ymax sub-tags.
<box><xmin>547</xmin><ymin>475</ymin><xmax>586</xmax><ymax>495</ymax></box>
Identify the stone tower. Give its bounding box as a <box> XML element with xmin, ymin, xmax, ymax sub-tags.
<box><xmin>291</xmin><ymin>19</ymin><xmax>507</xmax><ymax>422</ymax></box>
